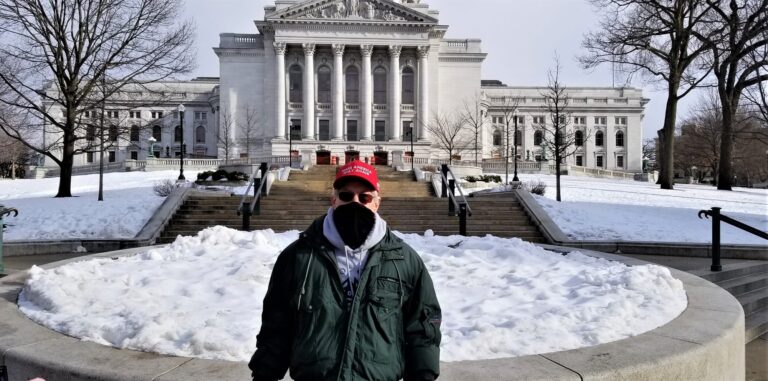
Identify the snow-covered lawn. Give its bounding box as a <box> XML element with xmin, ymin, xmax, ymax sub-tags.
<box><xmin>475</xmin><ymin>174</ymin><xmax>768</xmax><ymax>245</ymax></box>
<box><xmin>0</xmin><ymin>171</ymin><xmax>198</xmax><ymax>241</ymax></box>
<box><xmin>19</xmin><ymin>227</ymin><xmax>687</xmax><ymax>362</ymax></box>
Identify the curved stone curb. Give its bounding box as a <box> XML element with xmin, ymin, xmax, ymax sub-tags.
<box><xmin>0</xmin><ymin>246</ymin><xmax>745</xmax><ymax>381</ymax></box>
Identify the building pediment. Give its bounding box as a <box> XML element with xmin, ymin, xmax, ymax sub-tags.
<box><xmin>267</xmin><ymin>0</ymin><xmax>437</xmax><ymax>24</ymax></box>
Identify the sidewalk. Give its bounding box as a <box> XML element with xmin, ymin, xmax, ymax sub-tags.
<box><xmin>1</xmin><ymin>252</ymin><xmax>94</xmax><ymax>276</ymax></box>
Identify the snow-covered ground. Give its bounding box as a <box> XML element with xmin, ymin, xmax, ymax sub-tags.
<box><xmin>19</xmin><ymin>227</ymin><xmax>687</xmax><ymax>362</ymax></box>
<box><xmin>0</xmin><ymin>171</ymin><xmax>198</xmax><ymax>241</ymax></box>
<box><xmin>474</xmin><ymin>174</ymin><xmax>768</xmax><ymax>245</ymax></box>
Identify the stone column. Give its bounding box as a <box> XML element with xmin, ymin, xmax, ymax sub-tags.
<box><xmin>332</xmin><ymin>44</ymin><xmax>345</xmax><ymax>141</ymax></box>
<box><xmin>274</xmin><ymin>42</ymin><xmax>287</xmax><ymax>139</ymax></box>
<box><xmin>389</xmin><ymin>45</ymin><xmax>402</xmax><ymax>141</ymax></box>
<box><xmin>361</xmin><ymin>44</ymin><xmax>374</xmax><ymax>141</ymax></box>
<box><xmin>417</xmin><ymin>45</ymin><xmax>430</xmax><ymax>140</ymax></box>
<box><xmin>302</xmin><ymin>43</ymin><xmax>316</xmax><ymax>140</ymax></box>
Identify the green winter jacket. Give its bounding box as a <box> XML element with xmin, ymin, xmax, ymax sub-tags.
<box><xmin>249</xmin><ymin>216</ymin><xmax>442</xmax><ymax>381</ymax></box>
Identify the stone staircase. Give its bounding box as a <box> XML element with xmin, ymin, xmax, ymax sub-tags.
<box><xmin>157</xmin><ymin>165</ymin><xmax>545</xmax><ymax>243</ymax></box>
<box><xmin>696</xmin><ymin>262</ymin><xmax>768</xmax><ymax>342</ymax></box>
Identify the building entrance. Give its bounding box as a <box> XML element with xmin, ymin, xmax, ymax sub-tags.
<box><xmin>345</xmin><ymin>151</ymin><xmax>360</xmax><ymax>164</ymax></box>
<box><xmin>316</xmin><ymin>150</ymin><xmax>331</xmax><ymax>165</ymax></box>
<box><xmin>373</xmin><ymin>151</ymin><xmax>388</xmax><ymax>165</ymax></box>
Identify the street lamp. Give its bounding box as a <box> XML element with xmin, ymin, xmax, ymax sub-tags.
<box><xmin>513</xmin><ymin>114</ymin><xmax>519</xmax><ymax>182</ymax></box>
<box><xmin>288</xmin><ymin>122</ymin><xmax>294</xmax><ymax>168</ymax></box>
<box><xmin>405</xmin><ymin>124</ymin><xmax>414</xmax><ymax>171</ymax></box>
<box><xmin>177</xmin><ymin>104</ymin><xmax>185</xmax><ymax>181</ymax></box>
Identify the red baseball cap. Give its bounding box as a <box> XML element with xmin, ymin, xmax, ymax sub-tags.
<box><xmin>334</xmin><ymin>160</ymin><xmax>380</xmax><ymax>192</ymax></box>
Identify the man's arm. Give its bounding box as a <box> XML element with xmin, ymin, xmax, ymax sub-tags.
<box><xmin>249</xmin><ymin>248</ymin><xmax>297</xmax><ymax>381</ymax></box>
<box><xmin>402</xmin><ymin>255</ymin><xmax>442</xmax><ymax>381</ymax></box>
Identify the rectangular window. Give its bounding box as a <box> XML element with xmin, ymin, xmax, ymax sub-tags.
<box><xmin>403</xmin><ymin>121</ymin><xmax>414</xmax><ymax>140</ymax></box>
<box><xmin>129</xmin><ymin>111</ymin><xmax>141</xmax><ymax>119</ymax></box>
<box><xmin>86</xmin><ymin>152</ymin><xmax>94</xmax><ymax>163</ymax></box>
<box><xmin>576</xmin><ymin>155</ymin><xmax>583</xmax><ymax>166</ymax></box>
<box><xmin>289</xmin><ymin>119</ymin><xmax>302</xmax><ymax>141</ymax></box>
<box><xmin>346</xmin><ymin>120</ymin><xmax>358</xmax><ymax>141</ymax></box>
<box><xmin>374</xmin><ymin>120</ymin><xmax>386</xmax><ymax>142</ymax></box>
<box><xmin>106</xmin><ymin>111</ymin><xmax>119</xmax><ymax>119</ymax></box>
<box><xmin>130</xmin><ymin>151</ymin><xmax>138</xmax><ymax>160</ymax></box>
<box><xmin>84</xmin><ymin>110</ymin><xmax>92</xmax><ymax>118</ymax></box>
<box><xmin>151</xmin><ymin>111</ymin><xmax>164</xmax><ymax>119</ymax></box>
<box><xmin>195</xmin><ymin>111</ymin><xmax>207</xmax><ymax>120</ymax></box>
<box><xmin>516</xmin><ymin>116</ymin><xmax>525</xmax><ymax>125</ymax></box>
<box><xmin>108</xmin><ymin>151</ymin><xmax>116</xmax><ymax>163</ymax></box>
<box><xmin>615</xmin><ymin>116</ymin><xmax>627</xmax><ymax>125</ymax></box>
<box><xmin>318</xmin><ymin>120</ymin><xmax>330</xmax><ymax>141</ymax></box>
<box><xmin>596</xmin><ymin>155</ymin><xmax>604</xmax><ymax>168</ymax></box>
<box><xmin>533</xmin><ymin>116</ymin><xmax>546</xmax><ymax>125</ymax></box>
<box><xmin>617</xmin><ymin>155</ymin><xmax>624</xmax><ymax>168</ymax></box>
<box><xmin>594</xmin><ymin>116</ymin><xmax>607</xmax><ymax>125</ymax></box>
<box><xmin>574</xmin><ymin>116</ymin><xmax>586</xmax><ymax>125</ymax></box>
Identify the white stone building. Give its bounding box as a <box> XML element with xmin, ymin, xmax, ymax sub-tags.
<box><xmin>42</xmin><ymin>0</ymin><xmax>647</xmax><ymax>172</ymax></box>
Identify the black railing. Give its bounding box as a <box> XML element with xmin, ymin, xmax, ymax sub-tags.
<box><xmin>698</xmin><ymin>207</ymin><xmax>768</xmax><ymax>271</ymax></box>
<box><xmin>438</xmin><ymin>164</ymin><xmax>473</xmax><ymax>235</ymax></box>
<box><xmin>237</xmin><ymin>162</ymin><xmax>269</xmax><ymax>231</ymax></box>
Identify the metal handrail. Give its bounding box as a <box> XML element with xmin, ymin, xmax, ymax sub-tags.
<box><xmin>438</xmin><ymin>164</ymin><xmax>473</xmax><ymax>236</ymax></box>
<box><xmin>237</xmin><ymin>163</ymin><xmax>268</xmax><ymax>231</ymax></box>
<box><xmin>698</xmin><ymin>207</ymin><xmax>768</xmax><ymax>271</ymax></box>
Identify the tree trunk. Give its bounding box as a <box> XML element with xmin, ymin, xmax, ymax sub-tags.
<box><xmin>555</xmin><ymin>155</ymin><xmax>561</xmax><ymax>202</ymax></box>
<box><xmin>10</xmin><ymin>161</ymin><xmax>16</xmax><ymax>180</ymax></box>
<box><xmin>656</xmin><ymin>129</ymin><xmax>664</xmax><ymax>185</ymax></box>
<box><xmin>659</xmin><ymin>89</ymin><xmax>679</xmax><ymax>190</ymax></box>
<box><xmin>56</xmin><ymin>148</ymin><xmax>74</xmax><ymax>197</ymax></box>
<box><xmin>717</xmin><ymin>102</ymin><xmax>735</xmax><ymax>190</ymax></box>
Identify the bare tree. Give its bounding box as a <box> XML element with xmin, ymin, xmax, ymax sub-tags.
<box><xmin>239</xmin><ymin>106</ymin><xmax>260</xmax><ymax>159</ymax></box>
<box><xmin>0</xmin><ymin>129</ymin><xmax>29</xmax><ymax>179</ymax></box>
<box><xmin>538</xmin><ymin>59</ymin><xmax>590</xmax><ymax>201</ymax></box>
<box><xmin>642</xmin><ymin>138</ymin><xmax>657</xmax><ymax>172</ymax></box>
<box><xmin>581</xmin><ymin>0</ymin><xmax>714</xmax><ymax>190</ymax></box>
<box><xmin>694</xmin><ymin>0</ymin><xmax>768</xmax><ymax>190</ymax></box>
<box><xmin>426</xmin><ymin>111</ymin><xmax>471</xmax><ymax>165</ymax></box>
<box><xmin>460</xmin><ymin>93</ymin><xmax>488</xmax><ymax>166</ymax></box>
<box><xmin>218</xmin><ymin>110</ymin><xmax>237</xmax><ymax>165</ymax></box>
<box><xmin>0</xmin><ymin>0</ymin><xmax>195</xmax><ymax>197</ymax></box>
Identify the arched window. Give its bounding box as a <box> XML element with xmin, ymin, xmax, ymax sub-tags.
<box><xmin>534</xmin><ymin>130</ymin><xmax>543</xmax><ymax>146</ymax></box>
<box><xmin>174</xmin><ymin>126</ymin><xmax>182</xmax><ymax>142</ymax></box>
<box><xmin>345</xmin><ymin>66</ymin><xmax>359</xmax><ymax>104</ymax></box>
<box><xmin>616</xmin><ymin>131</ymin><xmax>625</xmax><ymax>147</ymax></box>
<box><xmin>152</xmin><ymin>125</ymin><xmax>162</xmax><ymax>141</ymax></box>
<box><xmin>575</xmin><ymin>130</ymin><xmax>584</xmax><ymax>146</ymax></box>
<box><xmin>130</xmin><ymin>125</ymin><xmax>140</xmax><ymax>142</ymax></box>
<box><xmin>373</xmin><ymin>67</ymin><xmax>387</xmax><ymax>104</ymax></box>
<box><xmin>195</xmin><ymin>126</ymin><xmax>205</xmax><ymax>143</ymax></box>
<box><xmin>595</xmin><ymin>130</ymin><xmax>604</xmax><ymax>147</ymax></box>
<box><xmin>514</xmin><ymin>130</ymin><xmax>522</xmax><ymax>146</ymax></box>
<box><xmin>289</xmin><ymin>65</ymin><xmax>303</xmax><ymax>103</ymax></box>
<box><xmin>493</xmin><ymin>130</ymin><xmax>502</xmax><ymax>146</ymax></box>
<box><xmin>108</xmin><ymin>125</ymin><xmax>118</xmax><ymax>142</ymax></box>
<box><xmin>402</xmin><ymin>67</ymin><xmax>414</xmax><ymax>104</ymax></box>
<box><xmin>317</xmin><ymin>66</ymin><xmax>331</xmax><ymax>103</ymax></box>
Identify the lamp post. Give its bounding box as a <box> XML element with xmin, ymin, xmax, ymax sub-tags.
<box><xmin>288</xmin><ymin>122</ymin><xmax>294</xmax><ymax>168</ymax></box>
<box><xmin>406</xmin><ymin>125</ymin><xmax>414</xmax><ymax>171</ymax></box>
<box><xmin>177</xmin><ymin>104</ymin><xmax>185</xmax><ymax>181</ymax></box>
<box><xmin>513</xmin><ymin>114</ymin><xmax>519</xmax><ymax>182</ymax></box>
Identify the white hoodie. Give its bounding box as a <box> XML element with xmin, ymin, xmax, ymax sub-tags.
<box><xmin>323</xmin><ymin>206</ymin><xmax>388</xmax><ymax>303</ymax></box>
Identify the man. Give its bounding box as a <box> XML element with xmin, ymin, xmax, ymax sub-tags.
<box><xmin>249</xmin><ymin>160</ymin><xmax>442</xmax><ymax>381</ymax></box>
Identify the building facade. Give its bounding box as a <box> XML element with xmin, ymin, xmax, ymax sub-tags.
<box><xmin>43</xmin><ymin>0</ymin><xmax>647</xmax><ymax>172</ymax></box>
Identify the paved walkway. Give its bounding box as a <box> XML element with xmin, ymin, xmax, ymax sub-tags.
<box><xmin>3</xmin><ymin>252</ymin><xmax>766</xmax><ymax>380</ymax></box>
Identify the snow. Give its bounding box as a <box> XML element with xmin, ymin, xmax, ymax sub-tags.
<box><xmin>475</xmin><ymin>174</ymin><xmax>768</xmax><ymax>245</ymax></box>
<box><xmin>0</xmin><ymin>171</ymin><xmax>198</xmax><ymax>241</ymax></box>
<box><xmin>19</xmin><ymin>226</ymin><xmax>687</xmax><ymax>362</ymax></box>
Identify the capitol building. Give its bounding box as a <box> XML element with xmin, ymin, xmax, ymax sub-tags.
<box><xmin>45</xmin><ymin>0</ymin><xmax>647</xmax><ymax>172</ymax></box>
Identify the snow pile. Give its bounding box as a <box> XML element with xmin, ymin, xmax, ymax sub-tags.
<box><xmin>477</xmin><ymin>174</ymin><xmax>768</xmax><ymax>245</ymax></box>
<box><xmin>19</xmin><ymin>227</ymin><xmax>687</xmax><ymax>362</ymax></box>
<box><xmin>0</xmin><ymin>171</ymin><xmax>199</xmax><ymax>241</ymax></box>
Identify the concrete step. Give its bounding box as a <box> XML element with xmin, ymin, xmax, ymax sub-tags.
<box><xmin>717</xmin><ymin>274</ymin><xmax>768</xmax><ymax>298</ymax></box>
<box><xmin>745</xmin><ymin>306</ymin><xmax>768</xmax><ymax>342</ymax></box>
<box><xmin>699</xmin><ymin>262</ymin><xmax>768</xmax><ymax>283</ymax></box>
<box><xmin>738</xmin><ymin>286</ymin><xmax>768</xmax><ymax>316</ymax></box>
<box><xmin>160</xmin><ymin>227</ymin><xmax>545</xmax><ymax>240</ymax></box>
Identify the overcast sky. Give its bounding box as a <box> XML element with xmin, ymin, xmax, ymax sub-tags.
<box><xmin>183</xmin><ymin>0</ymin><xmax>699</xmax><ymax>141</ymax></box>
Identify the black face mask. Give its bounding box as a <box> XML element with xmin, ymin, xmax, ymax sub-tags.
<box><xmin>333</xmin><ymin>202</ymin><xmax>376</xmax><ymax>250</ymax></box>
